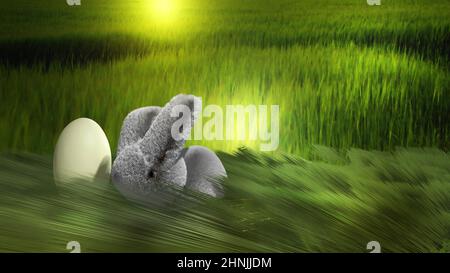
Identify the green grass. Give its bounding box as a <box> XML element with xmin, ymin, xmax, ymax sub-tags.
<box><xmin>1</xmin><ymin>44</ymin><xmax>449</xmax><ymax>155</ymax></box>
<box><xmin>0</xmin><ymin>0</ymin><xmax>449</xmax><ymax>155</ymax></box>
<box><xmin>1</xmin><ymin>148</ymin><xmax>450</xmax><ymax>252</ymax></box>
<box><xmin>1</xmin><ymin>0</ymin><xmax>450</xmax><ymax>253</ymax></box>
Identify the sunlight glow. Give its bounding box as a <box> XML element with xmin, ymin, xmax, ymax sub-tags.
<box><xmin>150</xmin><ymin>0</ymin><xmax>178</xmax><ymax>23</ymax></box>
<box><xmin>155</xmin><ymin>0</ymin><xmax>173</xmax><ymax>15</ymax></box>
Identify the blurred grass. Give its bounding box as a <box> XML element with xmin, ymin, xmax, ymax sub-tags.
<box><xmin>1</xmin><ymin>44</ymin><xmax>448</xmax><ymax>155</ymax></box>
<box><xmin>1</xmin><ymin>148</ymin><xmax>449</xmax><ymax>252</ymax></box>
<box><xmin>0</xmin><ymin>0</ymin><xmax>449</xmax><ymax>155</ymax></box>
<box><xmin>1</xmin><ymin>0</ymin><xmax>449</xmax><ymax>62</ymax></box>
<box><xmin>1</xmin><ymin>0</ymin><xmax>450</xmax><ymax>253</ymax></box>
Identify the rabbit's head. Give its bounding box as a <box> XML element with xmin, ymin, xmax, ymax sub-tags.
<box><xmin>112</xmin><ymin>94</ymin><xmax>201</xmax><ymax>205</ymax></box>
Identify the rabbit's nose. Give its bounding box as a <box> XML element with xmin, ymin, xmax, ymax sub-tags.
<box><xmin>147</xmin><ymin>169</ymin><xmax>157</xmax><ymax>179</ymax></box>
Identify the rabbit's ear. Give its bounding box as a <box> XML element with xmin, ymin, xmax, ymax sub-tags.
<box><xmin>139</xmin><ymin>94</ymin><xmax>201</xmax><ymax>170</ymax></box>
<box><xmin>117</xmin><ymin>106</ymin><xmax>161</xmax><ymax>155</ymax></box>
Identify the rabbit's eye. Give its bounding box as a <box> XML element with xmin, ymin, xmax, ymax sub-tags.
<box><xmin>147</xmin><ymin>169</ymin><xmax>156</xmax><ymax>179</ymax></box>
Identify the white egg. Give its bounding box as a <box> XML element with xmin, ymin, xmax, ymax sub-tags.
<box><xmin>53</xmin><ymin>118</ymin><xmax>111</xmax><ymax>183</ymax></box>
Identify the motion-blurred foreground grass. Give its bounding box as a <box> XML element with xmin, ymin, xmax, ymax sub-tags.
<box><xmin>1</xmin><ymin>0</ymin><xmax>450</xmax><ymax>253</ymax></box>
<box><xmin>1</xmin><ymin>148</ymin><xmax>450</xmax><ymax>252</ymax></box>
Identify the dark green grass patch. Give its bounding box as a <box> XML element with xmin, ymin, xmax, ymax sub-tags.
<box><xmin>1</xmin><ymin>147</ymin><xmax>449</xmax><ymax>252</ymax></box>
<box><xmin>0</xmin><ymin>0</ymin><xmax>449</xmax><ymax>155</ymax></box>
<box><xmin>1</xmin><ymin>45</ymin><xmax>448</xmax><ymax>155</ymax></box>
<box><xmin>1</xmin><ymin>0</ymin><xmax>450</xmax><ymax>66</ymax></box>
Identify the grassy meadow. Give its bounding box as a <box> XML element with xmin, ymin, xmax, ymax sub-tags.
<box><xmin>2</xmin><ymin>148</ymin><xmax>450</xmax><ymax>252</ymax></box>
<box><xmin>0</xmin><ymin>0</ymin><xmax>449</xmax><ymax>154</ymax></box>
<box><xmin>0</xmin><ymin>0</ymin><xmax>450</xmax><ymax>252</ymax></box>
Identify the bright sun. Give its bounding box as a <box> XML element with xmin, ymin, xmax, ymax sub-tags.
<box><xmin>155</xmin><ymin>0</ymin><xmax>172</xmax><ymax>13</ymax></box>
<box><xmin>153</xmin><ymin>0</ymin><xmax>175</xmax><ymax>18</ymax></box>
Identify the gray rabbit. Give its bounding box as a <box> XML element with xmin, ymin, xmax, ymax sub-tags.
<box><xmin>111</xmin><ymin>94</ymin><xmax>226</xmax><ymax>206</ymax></box>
